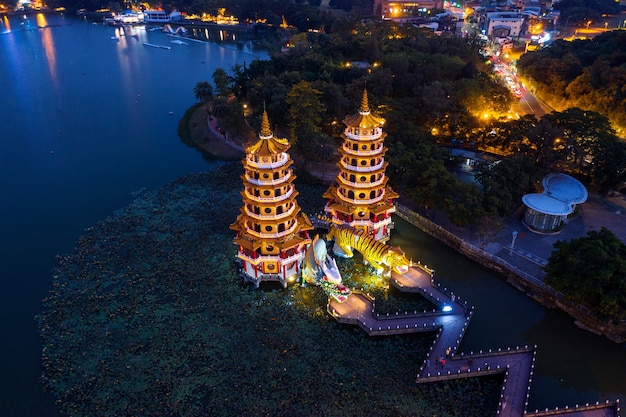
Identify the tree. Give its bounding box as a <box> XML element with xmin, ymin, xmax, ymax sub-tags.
<box><xmin>212</xmin><ymin>68</ymin><xmax>231</xmax><ymax>97</ymax></box>
<box><xmin>193</xmin><ymin>81</ymin><xmax>213</xmax><ymax>104</ymax></box>
<box><xmin>286</xmin><ymin>81</ymin><xmax>326</xmax><ymax>153</ymax></box>
<box><xmin>309</xmin><ymin>133</ymin><xmax>336</xmax><ymax>162</ymax></box>
<box><xmin>475</xmin><ymin>155</ymin><xmax>538</xmax><ymax>216</ymax></box>
<box><xmin>543</xmin><ymin>228</ymin><xmax>626</xmax><ymax>321</ymax></box>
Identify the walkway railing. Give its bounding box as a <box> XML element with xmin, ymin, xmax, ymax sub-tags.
<box><xmin>524</xmin><ymin>399</ymin><xmax>621</xmax><ymax>416</ymax></box>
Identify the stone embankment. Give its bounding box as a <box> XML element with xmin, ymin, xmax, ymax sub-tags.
<box><xmin>394</xmin><ymin>204</ymin><xmax>626</xmax><ymax>344</ymax></box>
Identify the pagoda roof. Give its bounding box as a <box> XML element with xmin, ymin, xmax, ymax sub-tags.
<box><xmin>337</xmin><ymin>175</ymin><xmax>390</xmax><ymax>189</ymax></box>
<box><xmin>325</xmin><ymin>200</ymin><xmax>395</xmax><ymax>216</ymax></box>
<box><xmin>338</xmin><ymin>146</ymin><xmax>388</xmax><ymax>157</ymax></box>
<box><xmin>239</xmin><ymin>189</ymin><xmax>299</xmax><ymax>204</ymax></box>
<box><xmin>343</xmin><ymin>89</ymin><xmax>386</xmax><ymax>129</ymax></box>
<box><xmin>233</xmin><ymin>234</ymin><xmax>309</xmax><ymax>252</ymax></box>
<box><xmin>245</xmin><ymin>110</ymin><xmax>291</xmax><ymax>157</ymax></box>
<box><xmin>336</xmin><ymin>161</ymin><xmax>389</xmax><ymax>173</ymax></box>
<box><xmin>242</xmin><ymin>159</ymin><xmax>293</xmax><ymax>172</ymax></box>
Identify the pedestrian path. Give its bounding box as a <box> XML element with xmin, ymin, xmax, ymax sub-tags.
<box><xmin>511</xmin><ymin>247</ymin><xmax>548</xmax><ymax>267</ymax></box>
<box><xmin>327</xmin><ymin>266</ymin><xmax>620</xmax><ymax>417</ymax></box>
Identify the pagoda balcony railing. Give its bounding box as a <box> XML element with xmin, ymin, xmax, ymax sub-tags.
<box><xmin>345</xmin><ymin>132</ymin><xmax>382</xmax><ymax>141</ymax></box>
<box><xmin>339</xmin><ymin>160</ymin><xmax>385</xmax><ymax>172</ymax></box>
<box><xmin>246</xmin><ymin>170</ymin><xmax>293</xmax><ymax>187</ymax></box>
<box><xmin>338</xmin><ymin>176</ymin><xmax>386</xmax><ymax>189</ymax></box>
<box><xmin>246</xmin><ymin>222</ymin><xmax>298</xmax><ymax>239</ymax></box>
<box><xmin>244</xmin><ymin>187</ymin><xmax>294</xmax><ymax>202</ymax></box>
<box><xmin>244</xmin><ymin>205</ymin><xmax>297</xmax><ymax>221</ymax></box>
<box><xmin>341</xmin><ymin>145</ymin><xmax>384</xmax><ymax>157</ymax></box>
<box><xmin>239</xmin><ymin>252</ymin><xmax>304</xmax><ymax>265</ymax></box>
<box><xmin>349</xmin><ymin>217</ymin><xmax>393</xmax><ymax>230</ymax></box>
<box><xmin>246</xmin><ymin>153</ymin><xmax>288</xmax><ymax>169</ymax></box>
<box><xmin>336</xmin><ymin>194</ymin><xmax>385</xmax><ymax>205</ymax></box>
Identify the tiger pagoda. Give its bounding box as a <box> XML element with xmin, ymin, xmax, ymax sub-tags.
<box><xmin>230</xmin><ymin>110</ymin><xmax>313</xmax><ymax>288</ymax></box>
<box><xmin>323</xmin><ymin>89</ymin><xmax>398</xmax><ymax>242</ymax></box>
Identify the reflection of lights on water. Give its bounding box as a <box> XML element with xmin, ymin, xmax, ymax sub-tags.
<box><xmin>3</xmin><ymin>16</ymin><xmax>11</xmax><ymax>33</ymax></box>
<box><xmin>442</xmin><ymin>305</ymin><xmax>452</xmax><ymax>312</ymax></box>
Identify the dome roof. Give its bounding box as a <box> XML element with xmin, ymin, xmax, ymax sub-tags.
<box><xmin>522</xmin><ymin>173</ymin><xmax>588</xmax><ymax>215</ymax></box>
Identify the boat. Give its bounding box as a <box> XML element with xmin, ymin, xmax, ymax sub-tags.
<box><xmin>142</xmin><ymin>42</ymin><xmax>171</xmax><ymax>50</ymax></box>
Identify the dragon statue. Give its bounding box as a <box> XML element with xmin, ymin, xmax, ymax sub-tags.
<box><xmin>301</xmin><ymin>235</ymin><xmax>351</xmax><ymax>303</ymax></box>
<box><xmin>326</xmin><ymin>224</ymin><xmax>410</xmax><ymax>275</ymax></box>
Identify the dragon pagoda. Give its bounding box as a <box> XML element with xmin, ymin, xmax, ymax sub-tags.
<box><xmin>230</xmin><ymin>110</ymin><xmax>313</xmax><ymax>287</ymax></box>
<box><xmin>323</xmin><ymin>89</ymin><xmax>398</xmax><ymax>242</ymax></box>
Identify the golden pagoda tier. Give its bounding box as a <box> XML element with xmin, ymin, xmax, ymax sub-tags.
<box><xmin>230</xmin><ymin>110</ymin><xmax>313</xmax><ymax>287</ymax></box>
<box><xmin>323</xmin><ymin>90</ymin><xmax>398</xmax><ymax>242</ymax></box>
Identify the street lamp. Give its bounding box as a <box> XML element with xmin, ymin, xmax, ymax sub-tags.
<box><xmin>509</xmin><ymin>230</ymin><xmax>518</xmax><ymax>255</ymax></box>
<box><xmin>586</xmin><ymin>20</ymin><xmax>591</xmax><ymax>30</ymax></box>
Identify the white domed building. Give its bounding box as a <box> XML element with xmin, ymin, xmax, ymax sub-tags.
<box><xmin>522</xmin><ymin>173</ymin><xmax>588</xmax><ymax>233</ymax></box>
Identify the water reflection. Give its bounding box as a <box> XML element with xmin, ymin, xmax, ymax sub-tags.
<box><xmin>37</xmin><ymin>14</ymin><xmax>59</xmax><ymax>90</ymax></box>
<box><xmin>524</xmin><ymin>309</ymin><xmax>626</xmax><ymax>405</ymax></box>
<box><xmin>2</xmin><ymin>15</ymin><xmax>11</xmax><ymax>33</ymax></box>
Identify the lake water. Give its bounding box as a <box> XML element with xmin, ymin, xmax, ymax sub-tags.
<box><xmin>0</xmin><ymin>11</ymin><xmax>624</xmax><ymax>417</ymax></box>
<box><xmin>0</xmin><ymin>12</ymin><xmax>267</xmax><ymax>416</ymax></box>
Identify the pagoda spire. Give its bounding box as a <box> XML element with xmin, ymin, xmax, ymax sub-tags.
<box><xmin>260</xmin><ymin>109</ymin><xmax>272</xmax><ymax>138</ymax></box>
<box><xmin>360</xmin><ymin>89</ymin><xmax>370</xmax><ymax>114</ymax></box>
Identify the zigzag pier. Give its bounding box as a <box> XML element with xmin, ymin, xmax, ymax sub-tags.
<box><xmin>327</xmin><ymin>266</ymin><xmax>621</xmax><ymax>417</ymax></box>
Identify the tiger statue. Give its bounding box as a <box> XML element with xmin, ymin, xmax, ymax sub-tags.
<box><xmin>326</xmin><ymin>223</ymin><xmax>410</xmax><ymax>275</ymax></box>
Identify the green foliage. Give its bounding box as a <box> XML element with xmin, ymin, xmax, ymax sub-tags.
<box><xmin>212</xmin><ymin>67</ymin><xmax>231</xmax><ymax>96</ymax></box>
<box><xmin>517</xmin><ymin>31</ymin><xmax>626</xmax><ymax>131</ymax></box>
<box><xmin>544</xmin><ymin>228</ymin><xmax>626</xmax><ymax>321</ymax></box>
<box><xmin>176</xmin><ymin>103</ymin><xmax>204</xmax><ymax>146</ymax></box>
<box><xmin>286</xmin><ymin>80</ymin><xmax>326</xmax><ymax>150</ymax></box>
<box><xmin>193</xmin><ymin>81</ymin><xmax>213</xmax><ymax>103</ymax></box>
<box><xmin>475</xmin><ymin>155</ymin><xmax>538</xmax><ymax>216</ymax></box>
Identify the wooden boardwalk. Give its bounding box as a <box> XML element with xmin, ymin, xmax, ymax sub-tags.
<box><xmin>327</xmin><ymin>266</ymin><xmax>621</xmax><ymax>417</ymax></box>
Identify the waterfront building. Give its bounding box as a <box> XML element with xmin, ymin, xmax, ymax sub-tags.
<box><xmin>230</xmin><ymin>111</ymin><xmax>313</xmax><ymax>287</ymax></box>
<box><xmin>323</xmin><ymin>90</ymin><xmax>398</xmax><ymax>242</ymax></box>
<box><xmin>375</xmin><ymin>0</ymin><xmax>444</xmax><ymax>19</ymax></box>
<box><xmin>522</xmin><ymin>173</ymin><xmax>588</xmax><ymax>233</ymax></box>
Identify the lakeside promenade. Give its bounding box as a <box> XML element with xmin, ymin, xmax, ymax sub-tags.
<box><xmin>328</xmin><ymin>266</ymin><xmax>621</xmax><ymax>417</ymax></box>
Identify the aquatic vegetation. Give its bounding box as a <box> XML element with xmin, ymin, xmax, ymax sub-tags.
<box><xmin>38</xmin><ymin>162</ymin><xmax>501</xmax><ymax>417</ymax></box>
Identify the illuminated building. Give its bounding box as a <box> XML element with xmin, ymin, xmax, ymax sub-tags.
<box><xmin>230</xmin><ymin>110</ymin><xmax>313</xmax><ymax>287</ymax></box>
<box><xmin>323</xmin><ymin>90</ymin><xmax>398</xmax><ymax>242</ymax></box>
<box><xmin>375</xmin><ymin>0</ymin><xmax>444</xmax><ymax>19</ymax></box>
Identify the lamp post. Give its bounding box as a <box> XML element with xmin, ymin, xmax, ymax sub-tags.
<box><xmin>586</xmin><ymin>20</ymin><xmax>591</xmax><ymax>30</ymax></box>
<box><xmin>509</xmin><ymin>231</ymin><xmax>518</xmax><ymax>255</ymax></box>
